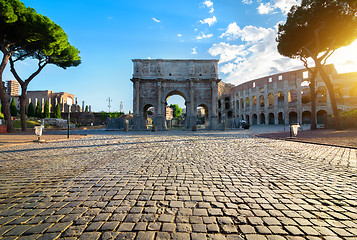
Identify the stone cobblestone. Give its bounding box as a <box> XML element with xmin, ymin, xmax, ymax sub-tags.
<box><xmin>0</xmin><ymin>129</ymin><xmax>356</xmax><ymax>239</ymax></box>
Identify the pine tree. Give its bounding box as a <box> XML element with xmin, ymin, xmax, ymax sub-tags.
<box><xmin>43</xmin><ymin>100</ymin><xmax>50</xmax><ymax>118</ymax></box>
<box><xmin>54</xmin><ymin>103</ymin><xmax>61</xmax><ymax>119</ymax></box>
<box><xmin>10</xmin><ymin>98</ymin><xmax>17</xmax><ymax>117</ymax></box>
<box><xmin>85</xmin><ymin>105</ymin><xmax>89</xmax><ymax>112</ymax></box>
<box><xmin>27</xmin><ymin>102</ymin><xmax>35</xmax><ymax>117</ymax></box>
<box><xmin>35</xmin><ymin>101</ymin><xmax>42</xmax><ymax>119</ymax></box>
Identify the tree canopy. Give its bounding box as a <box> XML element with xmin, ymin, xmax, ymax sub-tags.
<box><xmin>277</xmin><ymin>0</ymin><xmax>357</xmax><ymax>59</ymax></box>
<box><xmin>170</xmin><ymin>104</ymin><xmax>182</xmax><ymax>119</ymax></box>
<box><xmin>0</xmin><ymin>0</ymin><xmax>80</xmax><ymax>131</ymax></box>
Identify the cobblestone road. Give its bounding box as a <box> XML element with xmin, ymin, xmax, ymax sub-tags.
<box><xmin>0</xmin><ymin>130</ymin><xmax>356</xmax><ymax>240</ymax></box>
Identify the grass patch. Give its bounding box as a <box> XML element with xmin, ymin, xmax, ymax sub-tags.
<box><xmin>13</xmin><ymin>119</ymin><xmax>41</xmax><ymax>129</ymax></box>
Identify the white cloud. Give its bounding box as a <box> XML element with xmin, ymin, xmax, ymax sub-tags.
<box><xmin>203</xmin><ymin>0</ymin><xmax>213</xmax><ymax>8</ymax></box>
<box><xmin>208</xmin><ymin>42</ymin><xmax>248</xmax><ymax>63</ymax></box>
<box><xmin>242</xmin><ymin>0</ymin><xmax>253</xmax><ymax>4</ymax></box>
<box><xmin>192</xmin><ymin>47</ymin><xmax>197</xmax><ymax>55</ymax></box>
<box><xmin>200</xmin><ymin>16</ymin><xmax>217</xmax><ymax>26</ymax></box>
<box><xmin>257</xmin><ymin>0</ymin><xmax>301</xmax><ymax>15</ymax></box>
<box><xmin>177</xmin><ymin>34</ymin><xmax>182</xmax><ymax>37</ymax></box>
<box><xmin>152</xmin><ymin>18</ymin><xmax>160</xmax><ymax>23</ymax></box>
<box><xmin>209</xmin><ymin>23</ymin><xmax>303</xmax><ymax>84</ymax></box>
<box><xmin>196</xmin><ymin>32</ymin><xmax>213</xmax><ymax>40</ymax></box>
<box><xmin>258</xmin><ymin>2</ymin><xmax>274</xmax><ymax>14</ymax></box>
<box><xmin>203</xmin><ymin>0</ymin><xmax>214</xmax><ymax>13</ymax></box>
<box><xmin>220</xmin><ymin>22</ymin><xmax>274</xmax><ymax>43</ymax></box>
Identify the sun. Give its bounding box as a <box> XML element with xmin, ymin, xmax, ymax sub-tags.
<box><xmin>328</xmin><ymin>39</ymin><xmax>357</xmax><ymax>74</ymax></box>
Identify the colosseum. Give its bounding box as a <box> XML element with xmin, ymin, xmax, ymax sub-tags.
<box><xmin>218</xmin><ymin>64</ymin><xmax>357</xmax><ymax>127</ymax></box>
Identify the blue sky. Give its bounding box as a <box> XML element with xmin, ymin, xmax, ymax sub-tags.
<box><xmin>4</xmin><ymin>0</ymin><xmax>357</xmax><ymax>112</ymax></box>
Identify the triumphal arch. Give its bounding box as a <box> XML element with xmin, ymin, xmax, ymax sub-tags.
<box><xmin>131</xmin><ymin>59</ymin><xmax>220</xmax><ymax>130</ymax></box>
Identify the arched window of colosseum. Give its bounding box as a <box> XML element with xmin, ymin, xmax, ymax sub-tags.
<box><xmin>301</xmin><ymin>87</ymin><xmax>311</xmax><ymax>104</ymax></box>
<box><xmin>277</xmin><ymin>92</ymin><xmax>284</xmax><ymax>103</ymax></box>
<box><xmin>225</xmin><ymin>97</ymin><xmax>230</xmax><ymax>109</ymax></box>
<box><xmin>240</xmin><ymin>98</ymin><xmax>244</xmax><ymax>109</ymax></box>
<box><xmin>245</xmin><ymin>97</ymin><xmax>250</xmax><ymax>109</ymax></box>
<box><xmin>236</xmin><ymin>93</ymin><xmax>239</xmax><ymax>99</ymax></box>
<box><xmin>236</xmin><ymin>100</ymin><xmax>239</xmax><ymax>109</ymax></box>
<box><xmin>316</xmin><ymin>86</ymin><xmax>327</xmax><ymax>103</ymax></box>
<box><xmin>288</xmin><ymin>90</ymin><xmax>297</xmax><ymax>103</ymax></box>
<box><xmin>218</xmin><ymin>100</ymin><xmax>221</xmax><ymax>109</ymax></box>
<box><xmin>228</xmin><ymin>111</ymin><xmax>233</xmax><ymax>118</ymax></box>
<box><xmin>350</xmin><ymin>84</ymin><xmax>357</xmax><ymax>97</ymax></box>
<box><xmin>259</xmin><ymin>95</ymin><xmax>265</xmax><ymax>107</ymax></box>
<box><xmin>268</xmin><ymin>93</ymin><xmax>274</xmax><ymax>107</ymax></box>
<box><xmin>252</xmin><ymin>96</ymin><xmax>257</xmax><ymax>106</ymax></box>
<box><xmin>303</xmin><ymin>71</ymin><xmax>309</xmax><ymax>79</ymax></box>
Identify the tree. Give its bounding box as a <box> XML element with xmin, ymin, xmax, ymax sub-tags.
<box><xmin>35</xmin><ymin>101</ymin><xmax>42</xmax><ymax>119</ymax></box>
<box><xmin>85</xmin><ymin>105</ymin><xmax>89</xmax><ymax>112</ymax></box>
<box><xmin>27</xmin><ymin>102</ymin><xmax>34</xmax><ymax>118</ymax></box>
<box><xmin>0</xmin><ymin>0</ymin><xmax>81</xmax><ymax>132</ymax></box>
<box><xmin>170</xmin><ymin>104</ymin><xmax>182</xmax><ymax>119</ymax></box>
<box><xmin>10</xmin><ymin>97</ymin><xmax>17</xmax><ymax>116</ymax></box>
<box><xmin>277</xmin><ymin>0</ymin><xmax>357</xmax><ymax>129</ymax></box>
<box><xmin>43</xmin><ymin>100</ymin><xmax>50</xmax><ymax>118</ymax></box>
<box><xmin>54</xmin><ymin>103</ymin><xmax>61</xmax><ymax>119</ymax></box>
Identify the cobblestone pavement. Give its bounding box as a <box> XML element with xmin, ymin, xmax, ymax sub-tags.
<box><xmin>0</xmin><ymin>129</ymin><xmax>356</xmax><ymax>240</ymax></box>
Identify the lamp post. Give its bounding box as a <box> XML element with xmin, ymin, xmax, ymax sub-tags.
<box><xmin>67</xmin><ymin>100</ymin><xmax>73</xmax><ymax>139</ymax></box>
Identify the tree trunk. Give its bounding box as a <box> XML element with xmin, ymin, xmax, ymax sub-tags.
<box><xmin>315</xmin><ymin>61</ymin><xmax>341</xmax><ymax>129</ymax></box>
<box><xmin>309</xmin><ymin>68</ymin><xmax>318</xmax><ymax>130</ymax></box>
<box><xmin>19</xmin><ymin>84</ymin><xmax>28</xmax><ymax>131</ymax></box>
<box><xmin>0</xmin><ymin>53</ymin><xmax>14</xmax><ymax>133</ymax></box>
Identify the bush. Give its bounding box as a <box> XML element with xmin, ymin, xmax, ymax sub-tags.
<box><xmin>27</xmin><ymin>102</ymin><xmax>35</xmax><ymax>117</ymax></box>
<box><xmin>10</xmin><ymin>98</ymin><xmax>17</xmax><ymax>116</ymax></box>
<box><xmin>54</xmin><ymin>103</ymin><xmax>61</xmax><ymax>119</ymax></box>
<box><xmin>43</xmin><ymin>100</ymin><xmax>50</xmax><ymax>118</ymax></box>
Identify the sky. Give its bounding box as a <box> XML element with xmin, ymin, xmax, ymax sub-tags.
<box><xmin>3</xmin><ymin>0</ymin><xmax>357</xmax><ymax>112</ymax></box>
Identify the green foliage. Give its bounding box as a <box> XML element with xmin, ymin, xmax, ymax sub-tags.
<box><xmin>0</xmin><ymin>105</ymin><xmax>3</xmax><ymax>119</ymax></box>
<box><xmin>85</xmin><ymin>105</ymin><xmax>89</xmax><ymax>112</ymax></box>
<box><xmin>12</xmin><ymin>119</ymin><xmax>40</xmax><ymax>129</ymax></box>
<box><xmin>27</xmin><ymin>102</ymin><xmax>34</xmax><ymax>117</ymax></box>
<box><xmin>43</xmin><ymin>99</ymin><xmax>50</xmax><ymax>118</ymax></box>
<box><xmin>341</xmin><ymin>109</ymin><xmax>357</xmax><ymax>117</ymax></box>
<box><xmin>100</xmin><ymin>111</ymin><xmax>108</xmax><ymax>121</ymax></box>
<box><xmin>35</xmin><ymin>101</ymin><xmax>42</xmax><ymax>119</ymax></box>
<box><xmin>54</xmin><ymin>103</ymin><xmax>61</xmax><ymax>119</ymax></box>
<box><xmin>277</xmin><ymin>0</ymin><xmax>357</xmax><ymax>59</ymax></box>
<box><xmin>100</xmin><ymin>111</ymin><xmax>124</xmax><ymax>120</ymax></box>
<box><xmin>10</xmin><ymin>97</ymin><xmax>17</xmax><ymax>116</ymax></box>
<box><xmin>170</xmin><ymin>104</ymin><xmax>182</xmax><ymax>119</ymax></box>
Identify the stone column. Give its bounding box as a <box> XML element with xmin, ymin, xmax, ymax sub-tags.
<box><xmin>132</xmin><ymin>79</ymin><xmax>142</xmax><ymax>129</ymax></box>
<box><xmin>296</xmin><ymin>78</ymin><xmax>302</xmax><ymax>124</ymax></box>
<box><xmin>156</xmin><ymin>80</ymin><xmax>165</xmax><ymax>130</ymax></box>
<box><xmin>210</xmin><ymin>80</ymin><xmax>218</xmax><ymax>129</ymax></box>
<box><xmin>189</xmin><ymin>80</ymin><xmax>196</xmax><ymax>129</ymax></box>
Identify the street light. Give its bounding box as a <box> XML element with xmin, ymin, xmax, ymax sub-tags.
<box><xmin>67</xmin><ymin>99</ymin><xmax>73</xmax><ymax>139</ymax></box>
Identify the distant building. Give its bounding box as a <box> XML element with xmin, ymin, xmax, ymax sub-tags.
<box><xmin>6</xmin><ymin>80</ymin><xmax>20</xmax><ymax>96</ymax></box>
<box><xmin>8</xmin><ymin>88</ymin><xmax>81</xmax><ymax>113</ymax></box>
<box><xmin>166</xmin><ymin>106</ymin><xmax>173</xmax><ymax>120</ymax></box>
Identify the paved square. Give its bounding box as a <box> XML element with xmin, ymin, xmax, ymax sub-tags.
<box><xmin>0</xmin><ymin>129</ymin><xmax>356</xmax><ymax>239</ymax></box>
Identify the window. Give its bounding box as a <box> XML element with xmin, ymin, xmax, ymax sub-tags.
<box><xmin>268</xmin><ymin>77</ymin><xmax>272</xmax><ymax>82</ymax></box>
<box><xmin>253</xmin><ymin>82</ymin><xmax>256</xmax><ymax>88</ymax></box>
<box><xmin>278</xmin><ymin>75</ymin><xmax>283</xmax><ymax>80</ymax></box>
<box><xmin>303</xmin><ymin>71</ymin><xmax>309</xmax><ymax>79</ymax></box>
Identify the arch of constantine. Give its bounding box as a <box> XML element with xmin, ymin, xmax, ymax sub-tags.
<box><xmin>132</xmin><ymin>60</ymin><xmax>357</xmax><ymax>130</ymax></box>
<box><xmin>131</xmin><ymin>59</ymin><xmax>220</xmax><ymax>130</ymax></box>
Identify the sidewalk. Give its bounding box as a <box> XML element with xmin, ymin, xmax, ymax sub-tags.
<box><xmin>0</xmin><ymin>129</ymin><xmax>86</xmax><ymax>147</ymax></box>
<box><xmin>257</xmin><ymin>128</ymin><xmax>357</xmax><ymax>149</ymax></box>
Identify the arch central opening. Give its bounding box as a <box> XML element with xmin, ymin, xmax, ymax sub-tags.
<box><xmin>166</xmin><ymin>91</ymin><xmax>186</xmax><ymax>130</ymax></box>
